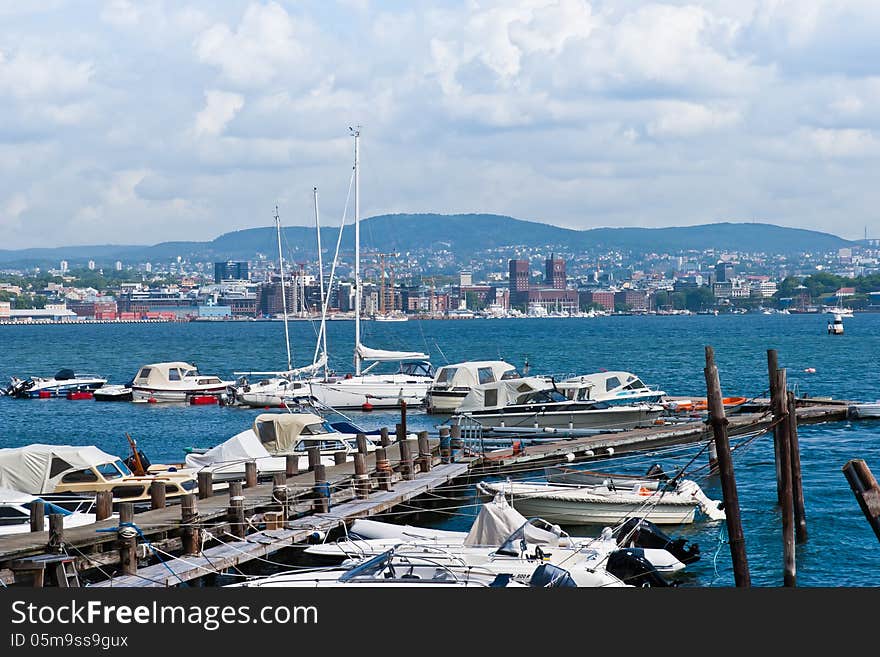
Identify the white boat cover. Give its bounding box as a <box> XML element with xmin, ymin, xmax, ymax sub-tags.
<box><xmin>462</xmin><ymin>494</ymin><xmax>530</xmax><ymax>547</ymax></box>
<box><xmin>0</xmin><ymin>444</ymin><xmax>120</xmax><ymax>494</ymax></box>
<box><xmin>0</xmin><ymin>487</ymin><xmax>36</xmax><ymax>504</ymax></box>
<box><xmin>356</xmin><ymin>344</ymin><xmax>429</xmax><ymax>362</ymax></box>
<box><xmin>252</xmin><ymin>413</ymin><xmax>330</xmax><ymax>453</ymax></box>
<box><xmin>184</xmin><ymin>429</ymin><xmax>272</xmax><ymax>470</ymax></box>
<box><xmin>289</xmin><ymin>354</ymin><xmax>328</xmax><ymax>376</ymax></box>
<box><xmin>431</xmin><ymin>361</ymin><xmax>519</xmax><ymax>389</ymax></box>
<box><xmin>457</xmin><ymin>377</ymin><xmax>549</xmax><ymax>413</ymax></box>
<box><xmin>349</xmin><ymin>519</ymin><xmax>465</xmax><ymax>542</ymax></box>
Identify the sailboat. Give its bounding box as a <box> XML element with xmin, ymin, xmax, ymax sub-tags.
<box><xmin>308</xmin><ymin>128</ymin><xmax>434</xmax><ymax>410</ymax></box>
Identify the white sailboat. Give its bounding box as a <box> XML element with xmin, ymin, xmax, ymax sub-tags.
<box><xmin>308</xmin><ymin>128</ymin><xmax>434</xmax><ymax>409</ymax></box>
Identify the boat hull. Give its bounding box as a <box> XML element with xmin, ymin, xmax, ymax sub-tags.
<box><xmin>132</xmin><ymin>385</ymin><xmax>229</xmax><ymax>403</ymax></box>
<box><xmin>308</xmin><ymin>378</ymin><xmax>430</xmax><ymax>409</ymax></box>
<box><xmin>425</xmin><ymin>389</ymin><xmax>469</xmax><ymax>413</ymax></box>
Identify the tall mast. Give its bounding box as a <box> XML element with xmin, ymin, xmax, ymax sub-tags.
<box><xmin>352</xmin><ymin>126</ymin><xmax>362</xmax><ymax>375</ymax></box>
<box><xmin>313</xmin><ymin>186</ymin><xmax>328</xmax><ymax>379</ymax></box>
<box><xmin>275</xmin><ymin>206</ymin><xmax>293</xmax><ymax>372</ymax></box>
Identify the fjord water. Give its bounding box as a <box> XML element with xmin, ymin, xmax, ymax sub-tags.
<box><xmin>1</xmin><ymin>314</ymin><xmax>878</xmax><ymax>586</ymax></box>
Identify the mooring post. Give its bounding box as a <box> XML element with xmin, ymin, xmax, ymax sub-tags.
<box><xmin>285</xmin><ymin>454</ymin><xmax>299</xmax><ymax>478</ymax></box>
<box><xmin>399</xmin><ymin>439</ymin><xmax>415</xmax><ymax>481</ymax></box>
<box><xmin>787</xmin><ymin>390</ymin><xmax>808</xmax><ymax>543</ymax></box>
<box><xmin>197</xmin><ymin>471</ymin><xmax>213</xmax><ymax>499</ymax></box>
<box><xmin>118</xmin><ymin>503</ymin><xmax>137</xmax><ymax>574</ymax></box>
<box><xmin>707</xmin><ymin>440</ymin><xmax>719</xmax><ymax>475</ymax></box>
<box><xmin>354</xmin><ymin>453</ymin><xmax>369</xmax><ymax>499</ymax></box>
<box><xmin>244</xmin><ymin>460</ymin><xmax>258</xmax><ymax>489</ymax></box>
<box><xmin>399</xmin><ymin>398</ymin><xmax>407</xmax><ymax>439</ymax></box>
<box><xmin>704</xmin><ymin>346</ymin><xmax>751</xmax><ymax>587</ymax></box>
<box><xmin>417</xmin><ymin>430</ymin><xmax>432</xmax><ymax>473</ymax></box>
<box><xmin>95</xmin><ymin>491</ymin><xmax>113</xmax><ymax>521</ymax></box>
<box><xmin>356</xmin><ymin>433</ymin><xmax>369</xmax><ymax>455</ymax></box>
<box><xmin>149</xmin><ymin>480</ymin><xmax>166</xmax><ymax>510</ymax></box>
<box><xmin>48</xmin><ymin>513</ymin><xmax>64</xmax><ymax>554</ymax></box>
<box><xmin>450</xmin><ymin>424</ymin><xmax>462</xmax><ymax>462</ymax></box>
<box><xmin>375</xmin><ymin>447</ymin><xmax>392</xmax><ymax>491</ymax></box>
<box><xmin>395</xmin><ymin>422</ymin><xmax>405</xmax><ymax>443</ymax></box>
<box><xmin>776</xmin><ymin>368</ymin><xmax>796</xmax><ymax>586</ymax></box>
<box><xmin>307</xmin><ymin>446</ymin><xmax>321</xmax><ymax>472</ymax></box>
<box><xmin>181</xmin><ymin>493</ymin><xmax>199</xmax><ymax>555</ymax></box>
<box><xmin>313</xmin><ymin>464</ymin><xmax>330</xmax><ymax>513</ymax></box>
<box><xmin>380</xmin><ymin>427</ymin><xmax>390</xmax><ymax>447</ymax></box>
<box><xmin>842</xmin><ymin>459</ymin><xmax>880</xmax><ymax>543</ymax></box>
<box><xmin>439</xmin><ymin>426</ymin><xmax>451</xmax><ymax>464</ymax></box>
<box><xmin>767</xmin><ymin>349</ymin><xmax>784</xmax><ymax>505</ymax></box>
<box><xmin>227</xmin><ymin>481</ymin><xmax>245</xmax><ymax>540</ymax></box>
<box><xmin>334</xmin><ymin>450</ymin><xmax>347</xmax><ymax>466</ymax></box>
<box><xmin>29</xmin><ymin>500</ymin><xmax>45</xmax><ymax>533</ymax></box>
<box><xmin>272</xmin><ymin>472</ymin><xmax>288</xmax><ymax>516</ymax></box>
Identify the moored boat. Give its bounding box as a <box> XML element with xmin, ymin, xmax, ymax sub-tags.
<box><xmin>426</xmin><ymin>360</ymin><xmax>521</xmax><ymax>413</ymax></box>
<box><xmin>556</xmin><ymin>371</ymin><xmax>666</xmax><ymax>406</ymax></box>
<box><xmin>6</xmin><ymin>369</ymin><xmax>107</xmax><ymax>398</ymax></box>
<box><xmin>129</xmin><ymin>362</ymin><xmax>232</xmax><ymax>403</ymax></box>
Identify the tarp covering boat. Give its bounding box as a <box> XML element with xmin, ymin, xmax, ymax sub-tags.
<box><xmin>462</xmin><ymin>493</ymin><xmax>530</xmax><ymax>547</ymax></box>
<box><xmin>183</xmin><ymin>429</ymin><xmax>277</xmax><ymax>471</ymax></box>
<box><xmin>0</xmin><ymin>444</ymin><xmax>121</xmax><ymax>494</ymax></box>
<box><xmin>457</xmin><ymin>377</ymin><xmax>549</xmax><ymax>413</ymax></box>
<box><xmin>356</xmin><ymin>345</ymin><xmax>429</xmax><ymax>362</ymax></box>
<box><xmin>251</xmin><ymin>413</ymin><xmax>332</xmax><ymax>453</ymax></box>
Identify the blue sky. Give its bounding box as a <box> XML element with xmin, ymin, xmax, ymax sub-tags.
<box><xmin>1</xmin><ymin>0</ymin><xmax>879</xmax><ymax>248</ymax></box>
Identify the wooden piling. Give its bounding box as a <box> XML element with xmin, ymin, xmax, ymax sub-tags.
<box><xmin>285</xmin><ymin>453</ymin><xmax>299</xmax><ymax>478</ymax></box>
<box><xmin>48</xmin><ymin>513</ymin><xmax>64</xmax><ymax>553</ymax></box>
<box><xmin>399</xmin><ymin>399</ymin><xmax>408</xmax><ymax>439</ymax></box>
<box><xmin>95</xmin><ymin>491</ymin><xmax>113</xmax><ymax>521</ymax></box>
<box><xmin>399</xmin><ymin>439</ymin><xmax>415</xmax><ymax>481</ymax></box>
<box><xmin>379</xmin><ymin>427</ymin><xmax>390</xmax><ymax>447</ymax></box>
<box><xmin>118</xmin><ymin>503</ymin><xmax>137</xmax><ymax>575</ymax></box>
<box><xmin>29</xmin><ymin>500</ymin><xmax>45</xmax><ymax>533</ymax></box>
<box><xmin>775</xmin><ymin>369</ymin><xmax>796</xmax><ymax>587</ymax></box>
<box><xmin>227</xmin><ymin>483</ymin><xmax>245</xmax><ymax>540</ymax></box>
<box><xmin>354</xmin><ymin>453</ymin><xmax>369</xmax><ymax>499</ymax></box>
<box><xmin>334</xmin><ymin>450</ymin><xmax>347</xmax><ymax>465</ymax></box>
<box><xmin>704</xmin><ymin>346</ymin><xmax>751</xmax><ymax>587</ymax></box>
<box><xmin>148</xmin><ymin>481</ymin><xmax>165</xmax><ymax>510</ymax></box>
<box><xmin>313</xmin><ymin>464</ymin><xmax>330</xmax><ymax>513</ymax></box>
<box><xmin>439</xmin><ymin>426</ymin><xmax>451</xmax><ymax>464</ymax></box>
<box><xmin>307</xmin><ymin>446</ymin><xmax>321</xmax><ymax>472</ymax></box>
<box><xmin>375</xmin><ymin>447</ymin><xmax>392</xmax><ymax>491</ymax></box>
<box><xmin>244</xmin><ymin>460</ymin><xmax>258</xmax><ymax>489</ymax></box>
<box><xmin>272</xmin><ymin>472</ymin><xmax>288</xmax><ymax>508</ymax></box>
<box><xmin>356</xmin><ymin>433</ymin><xmax>369</xmax><ymax>455</ymax></box>
<box><xmin>180</xmin><ymin>494</ymin><xmax>199</xmax><ymax>555</ymax></box>
<box><xmin>767</xmin><ymin>349</ymin><xmax>784</xmax><ymax>505</ymax></box>
<box><xmin>842</xmin><ymin>459</ymin><xmax>880</xmax><ymax>543</ymax></box>
<box><xmin>787</xmin><ymin>390</ymin><xmax>808</xmax><ymax>543</ymax></box>
<box><xmin>395</xmin><ymin>422</ymin><xmax>405</xmax><ymax>442</ymax></box>
<box><xmin>417</xmin><ymin>430</ymin><xmax>432</xmax><ymax>473</ymax></box>
<box><xmin>197</xmin><ymin>471</ymin><xmax>213</xmax><ymax>499</ymax></box>
<box><xmin>450</xmin><ymin>425</ymin><xmax>462</xmax><ymax>462</ymax></box>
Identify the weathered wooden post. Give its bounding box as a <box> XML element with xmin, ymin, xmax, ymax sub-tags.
<box><xmin>842</xmin><ymin>459</ymin><xmax>880</xmax><ymax>542</ymax></box>
<box><xmin>395</xmin><ymin>422</ymin><xmax>405</xmax><ymax>442</ymax></box>
<box><xmin>48</xmin><ymin>513</ymin><xmax>64</xmax><ymax>553</ymax></box>
<box><xmin>95</xmin><ymin>491</ymin><xmax>113</xmax><ymax>521</ymax></box>
<box><xmin>787</xmin><ymin>390</ymin><xmax>808</xmax><ymax>543</ymax></box>
<box><xmin>704</xmin><ymin>346</ymin><xmax>751</xmax><ymax>587</ymax></box>
<box><xmin>450</xmin><ymin>424</ymin><xmax>462</xmax><ymax>462</ymax></box>
<box><xmin>399</xmin><ymin>398</ymin><xmax>407</xmax><ymax>439</ymax></box>
<box><xmin>29</xmin><ymin>500</ymin><xmax>45</xmax><ymax>533</ymax></box>
<box><xmin>150</xmin><ymin>480</ymin><xmax>166</xmax><ymax>509</ymax></box>
<box><xmin>285</xmin><ymin>454</ymin><xmax>299</xmax><ymax>478</ymax></box>
<box><xmin>118</xmin><ymin>503</ymin><xmax>137</xmax><ymax>574</ymax></box>
<box><xmin>767</xmin><ymin>349</ymin><xmax>784</xmax><ymax>504</ymax></box>
<box><xmin>417</xmin><ymin>431</ymin><xmax>432</xmax><ymax>473</ymax></box>
<box><xmin>307</xmin><ymin>446</ymin><xmax>321</xmax><ymax>472</ymax></box>
<box><xmin>439</xmin><ymin>426</ymin><xmax>451</xmax><ymax>464</ymax></box>
<box><xmin>375</xmin><ymin>447</ymin><xmax>392</xmax><ymax>491</ymax></box>
<box><xmin>180</xmin><ymin>494</ymin><xmax>199</xmax><ymax>555</ymax></box>
<box><xmin>356</xmin><ymin>433</ymin><xmax>369</xmax><ymax>455</ymax></box>
<box><xmin>379</xmin><ymin>427</ymin><xmax>390</xmax><ymax>447</ymax></box>
<box><xmin>272</xmin><ymin>472</ymin><xmax>288</xmax><ymax>516</ymax></box>
<box><xmin>399</xmin><ymin>439</ymin><xmax>415</xmax><ymax>481</ymax></box>
<box><xmin>313</xmin><ymin>464</ymin><xmax>330</xmax><ymax>513</ymax></box>
<box><xmin>354</xmin><ymin>453</ymin><xmax>369</xmax><ymax>499</ymax></box>
<box><xmin>227</xmin><ymin>482</ymin><xmax>245</xmax><ymax>540</ymax></box>
<box><xmin>197</xmin><ymin>471</ymin><xmax>213</xmax><ymax>499</ymax></box>
<box><xmin>244</xmin><ymin>460</ymin><xmax>258</xmax><ymax>488</ymax></box>
<box><xmin>334</xmin><ymin>450</ymin><xmax>347</xmax><ymax>466</ymax></box>
<box><xmin>775</xmin><ymin>368</ymin><xmax>796</xmax><ymax>586</ymax></box>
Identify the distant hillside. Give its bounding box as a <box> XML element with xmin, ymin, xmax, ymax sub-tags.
<box><xmin>0</xmin><ymin>215</ymin><xmax>854</xmax><ymax>268</ymax></box>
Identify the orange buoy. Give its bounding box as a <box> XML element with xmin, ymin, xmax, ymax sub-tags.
<box><xmin>361</xmin><ymin>401</ymin><xmax>373</xmax><ymax>412</ymax></box>
<box><xmin>148</xmin><ymin>397</ymin><xmax>158</xmax><ymax>404</ymax></box>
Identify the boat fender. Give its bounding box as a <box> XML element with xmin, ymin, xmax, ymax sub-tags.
<box><xmin>345</xmin><ymin>373</ymin><xmax>353</xmax><ymax>379</ymax></box>
<box><xmin>309</xmin><ymin>530</ymin><xmax>326</xmax><ymax>542</ymax></box>
<box><xmin>605</xmin><ymin>447</ymin><xmax>614</xmax><ymax>456</ymax></box>
<box><xmin>564</xmin><ymin>452</ymin><xmax>575</xmax><ymax>462</ymax></box>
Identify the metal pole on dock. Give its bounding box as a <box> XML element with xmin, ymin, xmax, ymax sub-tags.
<box><xmin>30</xmin><ymin>500</ymin><xmax>45</xmax><ymax>533</ymax></box>
<box><xmin>767</xmin><ymin>349</ymin><xmax>784</xmax><ymax>505</ymax></box>
<box><xmin>181</xmin><ymin>494</ymin><xmax>199</xmax><ymax>555</ymax></box>
<box><xmin>95</xmin><ymin>491</ymin><xmax>113</xmax><ymax>521</ymax></box>
<box><xmin>150</xmin><ymin>481</ymin><xmax>167</xmax><ymax>509</ymax></box>
<box><xmin>787</xmin><ymin>390</ymin><xmax>808</xmax><ymax>543</ymax></box>
<box><xmin>227</xmin><ymin>482</ymin><xmax>245</xmax><ymax>540</ymax></box>
<box><xmin>775</xmin><ymin>369</ymin><xmax>796</xmax><ymax>587</ymax></box>
<box><xmin>704</xmin><ymin>346</ymin><xmax>751</xmax><ymax>587</ymax></box>
<box><xmin>118</xmin><ymin>503</ymin><xmax>137</xmax><ymax>574</ymax></box>
<box><xmin>842</xmin><ymin>459</ymin><xmax>880</xmax><ymax>543</ymax></box>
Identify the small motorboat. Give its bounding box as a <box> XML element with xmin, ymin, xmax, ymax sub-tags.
<box><xmin>0</xmin><ymin>488</ymin><xmax>104</xmax><ymax>536</ymax></box>
<box><xmin>129</xmin><ymin>362</ymin><xmax>232</xmax><ymax>403</ymax></box>
<box><xmin>6</xmin><ymin>369</ymin><xmax>107</xmax><ymax>398</ymax></box>
<box><xmin>426</xmin><ymin>360</ymin><xmax>521</xmax><ymax>414</ymax></box>
<box><xmin>556</xmin><ymin>371</ymin><xmax>667</xmax><ymax>406</ymax></box>
<box><xmin>848</xmin><ymin>402</ymin><xmax>880</xmax><ymax>419</ymax></box>
<box><xmin>544</xmin><ymin>463</ymin><xmax>674</xmax><ymax>489</ymax></box>
<box><xmin>93</xmin><ymin>384</ymin><xmax>133</xmax><ymax>402</ymax></box>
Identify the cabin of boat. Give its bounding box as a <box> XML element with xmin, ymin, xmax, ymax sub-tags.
<box><xmin>556</xmin><ymin>371</ymin><xmax>666</xmax><ymax>405</ymax></box>
<box><xmin>130</xmin><ymin>361</ymin><xmax>231</xmax><ymax>402</ymax></box>
<box><xmin>0</xmin><ymin>444</ymin><xmax>196</xmax><ymax>503</ymax></box>
<box><xmin>426</xmin><ymin>360</ymin><xmax>521</xmax><ymax>413</ymax></box>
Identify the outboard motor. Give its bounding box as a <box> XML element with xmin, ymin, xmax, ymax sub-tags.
<box><xmin>644</xmin><ymin>463</ymin><xmax>670</xmax><ymax>481</ymax></box>
<box><xmin>528</xmin><ymin>563</ymin><xmax>578</xmax><ymax>588</ymax></box>
<box><xmin>614</xmin><ymin>518</ymin><xmax>701</xmax><ymax>565</ymax></box>
<box><xmin>606</xmin><ymin>548</ymin><xmax>672</xmax><ymax>587</ymax></box>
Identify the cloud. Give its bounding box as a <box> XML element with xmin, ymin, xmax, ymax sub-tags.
<box><xmin>194</xmin><ymin>90</ymin><xmax>245</xmax><ymax>137</ymax></box>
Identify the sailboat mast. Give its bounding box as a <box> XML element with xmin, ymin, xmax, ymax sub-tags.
<box><xmin>275</xmin><ymin>206</ymin><xmax>293</xmax><ymax>372</ymax></box>
<box><xmin>353</xmin><ymin>127</ymin><xmax>361</xmax><ymax>375</ymax></box>
<box><xmin>314</xmin><ymin>186</ymin><xmax>329</xmax><ymax>379</ymax></box>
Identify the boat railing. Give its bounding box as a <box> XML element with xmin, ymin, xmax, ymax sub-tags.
<box><xmin>455</xmin><ymin>413</ymin><xmax>486</xmax><ymax>456</ymax></box>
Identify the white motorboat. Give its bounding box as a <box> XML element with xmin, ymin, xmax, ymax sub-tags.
<box><xmin>130</xmin><ymin>362</ymin><xmax>232</xmax><ymax>403</ymax></box>
<box><xmin>477</xmin><ymin>478</ymin><xmax>725</xmax><ymax>526</ymax></box>
<box><xmin>848</xmin><ymin>402</ymin><xmax>880</xmax><ymax>419</ymax></box>
<box><xmin>556</xmin><ymin>371</ymin><xmax>666</xmax><ymax>406</ymax></box>
<box><xmin>0</xmin><ymin>488</ymin><xmax>103</xmax><ymax>536</ymax></box>
<box><xmin>307</xmin><ymin>130</ymin><xmax>434</xmax><ymax>410</ymax></box>
<box><xmin>183</xmin><ymin>412</ymin><xmax>378</xmax><ymax>480</ymax></box>
<box><xmin>426</xmin><ymin>360</ymin><xmax>521</xmax><ymax>414</ymax></box>
<box><xmin>6</xmin><ymin>369</ymin><xmax>107</xmax><ymax>398</ymax></box>
<box><xmin>453</xmin><ymin>377</ymin><xmax>666</xmax><ymax>431</ymax></box>
<box><xmin>305</xmin><ymin>495</ymin><xmax>692</xmax><ymax>581</ymax></box>
<box><xmin>93</xmin><ymin>384</ymin><xmax>133</xmax><ymax>402</ymax></box>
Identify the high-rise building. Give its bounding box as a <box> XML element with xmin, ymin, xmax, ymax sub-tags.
<box><xmin>545</xmin><ymin>254</ymin><xmax>565</xmax><ymax>289</ymax></box>
<box><xmin>459</xmin><ymin>271</ymin><xmax>472</xmax><ymax>287</ymax></box>
<box><xmin>87</xmin><ymin>260</ymin><xmax>95</xmax><ymax>271</ymax></box>
<box><xmin>60</xmin><ymin>260</ymin><xmax>69</xmax><ymax>273</ymax></box>
<box><xmin>714</xmin><ymin>262</ymin><xmax>734</xmax><ymax>283</ymax></box>
<box><xmin>145</xmin><ymin>263</ymin><xmax>152</xmax><ymax>273</ymax></box>
<box><xmin>214</xmin><ymin>261</ymin><xmax>249</xmax><ymax>283</ymax></box>
<box><xmin>508</xmin><ymin>260</ymin><xmax>530</xmax><ymax>293</ymax></box>
<box><xmin>115</xmin><ymin>260</ymin><xmax>123</xmax><ymax>271</ymax></box>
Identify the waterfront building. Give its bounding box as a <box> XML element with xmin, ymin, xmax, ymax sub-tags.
<box><xmin>214</xmin><ymin>261</ymin><xmax>249</xmax><ymax>283</ymax></box>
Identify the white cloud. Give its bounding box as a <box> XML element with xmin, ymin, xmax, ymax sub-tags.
<box><xmin>194</xmin><ymin>90</ymin><xmax>245</xmax><ymax>137</ymax></box>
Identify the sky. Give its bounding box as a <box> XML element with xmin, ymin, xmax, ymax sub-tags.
<box><xmin>1</xmin><ymin>0</ymin><xmax>879</xmax><ymax>248</ymax></box>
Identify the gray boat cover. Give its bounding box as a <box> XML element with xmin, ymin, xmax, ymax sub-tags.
<box><xmin>0</xmin><ymin>444</ymin><xmax>120</xmax><ymax>494</ymax></box>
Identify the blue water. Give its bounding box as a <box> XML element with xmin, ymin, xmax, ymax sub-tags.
<box><xmin>1</xmin><ymin>314</ymin><xmax>878</xmax><ymax>586</ymax></box>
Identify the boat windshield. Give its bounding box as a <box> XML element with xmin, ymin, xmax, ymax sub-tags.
<box><xmin>500</xmin><ymin>368</ymin><xmax>520</xmax><ymax>380</ymax></box>
<box><xmin>494</xmin><ymin>518</ymin><xmax>565</xmax><ymax>557</ymax></box>
<box><xmin>397</xmin><ymin>361</ymin><xmax>434</xmax><ymax>378</ymax></box>
<box><xmin>516</xmin><ymin>390</ymin><xmax>568</xmax><ymax>404</ymax></box>
<box><xmin>624</xmin><ymin>377</ymin><xmax>646</xmax><ymax>390</ymax></box>
<box><xmin>338</xmin><ymin>549</ymin><xmax>461</xmax><ymax>583</ymax></box>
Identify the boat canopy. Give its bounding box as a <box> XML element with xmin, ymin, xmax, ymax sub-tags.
<box><xmin>356</xmin><ymin>345</ymin><xmax>429</xmax><ymax>363</ymax></box>
<box><xmin>289</xmin><ymin>354</ymin><xmax>328</xmax><ymax>377</ymax></box>
<box><xmin>462</xmin><ymin>494</ymin><xmax>529</xmax><ymax>547</ymax></box>
<box><xmin>456</xmin><ymin>377</ymin><xmax>550</xmax><ymax>413</ymax></box>
<box><xmin>0</xmin><ymin>444</ymin><xmax>122</xmax><ymax>494</ymax></box>
<box><xmin>133</xmin><ymin>361</ymin><xmax>198</xmax><ymax>386</ymax></box>
<box><xmin>0</xmin><ymin>487</ymin><xmax>37</xmax><ymax>504</ymax></box>
<box><xmin>432</xmin><ymin>361</ymin><xmax>520</xmax><ymax>388</ymax></box>
<box><xmin>252</xmin><ymin>413</ymin><xmax>332</xmax><ymax>453</ymax></box>
<box><xmin>183</xmin><ymin>429</ymin><xmax>284</xmax><ymax>474</ymax></box>
<box><xmin>55</xmin><ymin>369</ymin><xmax>76</xmax><ymax>381</ymax></box>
